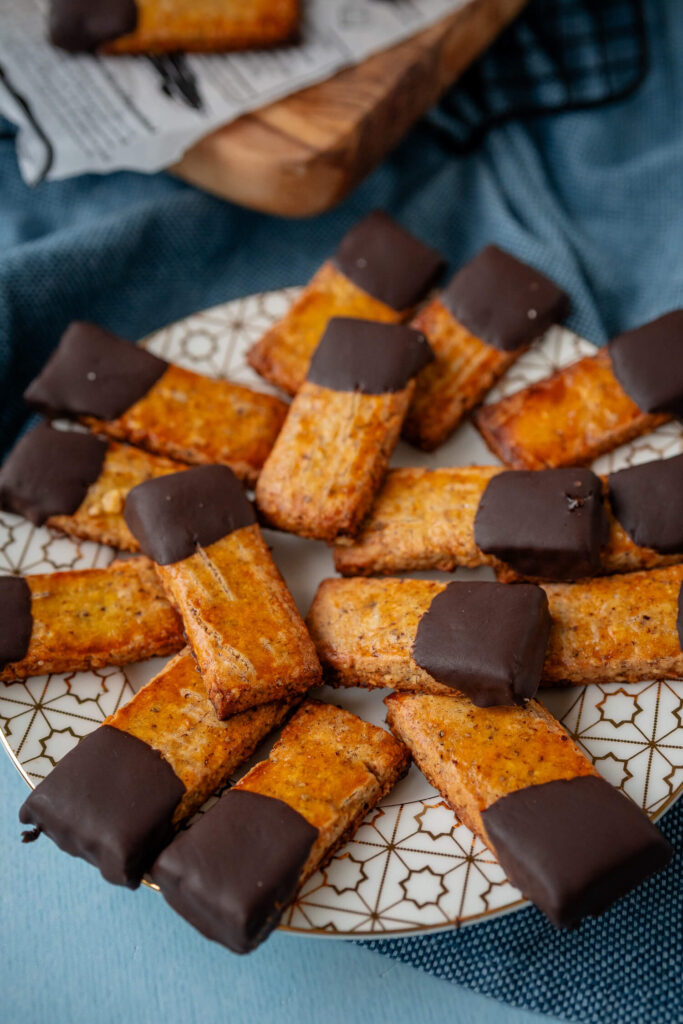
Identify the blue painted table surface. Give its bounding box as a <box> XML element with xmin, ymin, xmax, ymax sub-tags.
<box><xmin>1</xmin><ymin>757</ymin><xmax>560</xmax><ymax>1024</ymax></box>
<box><xmin>1</xmin><ymin>3</ymin><xmax>682</xmax><ymax>1021</ymax></box>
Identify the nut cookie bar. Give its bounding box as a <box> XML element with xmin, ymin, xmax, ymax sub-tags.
<box><xmin>255</xmin><ymin>318</ymin><xmax>433</xmax><ymax>542</ymax></box>
<box><xmin>247</xmin><ymin>211</ymin><xmax>444</xmax><ymax>395</ymax></box>
<box><xmin>24</xmin><ymin>322</ymin><xmax>288</xmax><ymax>486</ymax></box>
<box><xmin>19</xmin><ymin>649</ymin><xmax>296</xmax><ymax>887</ymax></box>
<box><xmin>404</xmin><ymin>246</ymin><xmax>569</xmax><ymax>451</ymax></box>
<box><xmin>474</xmin><ymin>312</ymin><xmax>683</xmax><ymax>469</ymax></box>
<box><xmin>124</xmin><ymin>465</ymin><xmax>321</xmax><ymax>717</ymax></box>
<box><xmin>0</xmin><ymin>423</ymin><xmax>183</xmax><ymax>552</ymax></box>
<box><xmin>542</xmin><ymin>565</ymin><xmax>683</xmax><ymax>685</ymax></box>
<box><xmin>310</xmin><ymin>578</ymin><xmax>552</xmax><ymax>707</ymax></box>
<box><xmin>335</xmin><ymin>459</ymin><xmax>683</xmax><ymax>582</ymax></box>
<box><xmin>308</xmin><ymin>567</ymin><xmax>683</xmax><ymax>693</ymax></box>
<box><xmin>0</xmin><ymin>557</ymin><xmax>183</xmax><ymax>682</ymax></box>
<box><xmin>333</xmin><ymin>465</ymin><xmax>501</xmax><ymax>576</ymax></box>
<box><xmin>49</xmin><ymin>0</ymin><xmax>299</xmax><ymax>54</ymax></box>
<box><xmin>385</xmin><ymin>692</ymin><xmax>671</xmax><ymax>928</ymax></box>
<box><xmin>151</xmin><ymin>700</ymin><xmax>410</xmax><ymax>953</ymax></box>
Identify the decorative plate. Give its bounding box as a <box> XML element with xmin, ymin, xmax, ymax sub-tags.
<box><xmin>2</xmin><ymin>290</ymin><xmax>682</xmax><ymax>939</ymax></box>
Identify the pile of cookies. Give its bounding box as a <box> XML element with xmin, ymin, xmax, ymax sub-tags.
<box><xmin>1</xmin><ymin>210</ymin><xmax>679</xmax><ymax>951</ymax></box>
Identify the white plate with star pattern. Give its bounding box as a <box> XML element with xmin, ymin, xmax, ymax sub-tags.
<box><xmin>2</xmin><ymin>289</ymin><xmax>682</xmax><ymax>938</ymax></box>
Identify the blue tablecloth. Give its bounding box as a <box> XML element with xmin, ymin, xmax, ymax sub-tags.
<box><xmin>1</xmin><ymin>2</ymin><xmax>681</xmax><ymax>1022</ymax></box>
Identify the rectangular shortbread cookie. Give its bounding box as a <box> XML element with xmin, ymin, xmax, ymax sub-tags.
<box><xmin>233</xmin><ymin>700</ymin><xmax>410</xmax><ymax>880</ymax></box>
<box><xmin>256</xmin><ymin>382</ymin><xmax>414</xmax><ymax>542</ymax></box>
<box><xmin>474</xmin><ymin>349</ymin><xmax>667</xmax><ymax>469</ymax></box>
<box><xmin>247</xmin><ymin>263</ymin><xmax>404</xmax><ymax>396</ymax></box>
<box><xmin>107</xmin><ymin>649</ymin><xmax>298</xmax><ymax>823</ymax></box>
<box><xmin>18</xmin><ymin>650</ymin><xmax>296</xmax><ymax>888</ymax></box>
<box><xmin>333</xmin><ymin>465</ymin><xmax>683</xmax><ymax>580</ymax></box>
<box><xmin>402</xmin><ymin>298</ymin><xmax>521</xmax><ymax>451</ymax></box>
<box><xmin>24</xmin><ymin>322</ymin><xmax>288</xmax><ymax>487</ymax></box>
<box><xmin>157</xmin><ymin>523</ymin><xmax>322</xmax><ymax>716</ymax></box>
<box><xmin>50</xmin><ymin>442</ymin><xmax>183</xmax><ymax>552</ymax></box>
<box><xmin>333</xmin><ymin>466</ymin><xmax>502</xmax><ymax>575</ymax></box>
<box><xmin>308</xmin><ymin>568</ymin><xmax>683</xmax><ymax>691</ymax></box>
<box><xmin>50</xmin><ymin>0</ymin><xmax>299</xmax><ymax>54</ymax></box>
<box><xmin>84</xmin><ymin>364</ymin><xmax>287</xmax><ymax>486</ymax></box>
<box><xmin>387</xmin><ymin>692</ymin><xmax>597</xmax><ymax>841</ymax></box>
<box><xmin>247</xmin><ymin>213</ymin><xmax>444</xmax><ymax>395</ymax></box>
<box><xmin>385</xmin><ymin>692</ymin><xmax>671</xmax><ymax>928</ymax></box>
<box><xmin>402</xmin><ymin>246</ymin><xmax>569</xmax><ymax>450</ymax></box>
<box><xmin>150</xmin><ymin>700</ymin><xmax>410</xmax><ymax>951</ymax></box>
<box><xmin>0</xmin><ymin>557</ymin><xmax>183</xmax><ymax>682</ymax></box>
<box><xmin>123</xmin><ymin>466</ymin><xmax>322</xmax><ymax>718</ymax></box>
<box><xmin>255</xmin><ymin>318</ymin><xmax>432</xmax><ymax>542</ymax></box>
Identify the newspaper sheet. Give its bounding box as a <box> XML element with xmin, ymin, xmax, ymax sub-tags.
<box><xmin>0</xmin><ymin>0</ymin><xmax>469</xmax><ymax>184</ymax></box>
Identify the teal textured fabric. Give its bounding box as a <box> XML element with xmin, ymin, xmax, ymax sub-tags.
<box><xmin>0</xmin><ymin>1</ymin><xmax>681</xmax><ymax>1021</ymax></box>
<box><xmin>364</xmin><ymin>805</ymin><xmax>681</xmax><ymax>1024</ymax></box>
<box><xmin>1</xmin><ymin>2</ymin><xmax>682</xmax><ymax>455</ymax></box>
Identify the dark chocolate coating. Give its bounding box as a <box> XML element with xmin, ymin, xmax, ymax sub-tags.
<box><xmin>608</xmin><ymin>454</ymin><xmax>683</xmax><ymax>554</ymax></box>
<box><xmin>151</xmin><ymin>789</ymin><xmax>318</xmax><ymax>954</ymax></box>
<box><xmin>0</xmin><ymin>576</ymin><xmax>32</xmax><ymax>669</ymax></box>
<box><xmin>411</xmin><ymin>580</ymin><xmax>551</xmax><ymax>707</ymax></box>
<box><xmin>19</xmin><ymin>726</ymin><xmax>185</xmax><ymax>888</ymax></box>
<box><xmin>474</xmin><ymin>468</ymin><xmax>609</xmax><ymax>580</ymax></box>
<box><xmin>609</xmin><ymin>310</ymin><xmax>683</xmax><ymax>417</ymax></box>
<box><xmin>441</xmin><ymin>245</ymin><xmax>570</xmax><ymax>352</ymax></box>
<box><xmin>124</xmin><ymin>464</ymin><xmax>256</xmax><ymax>565</ymax></box>
<box><xmin>482</xmin><ymin>775</ymin><xmax>672</xmax><ymax>929</ymax></box>
<box><xmin>49</xmin><ymin>0</ymin><xmax>138</xmax><ymax>52</ymax></box>
<box><xmin>307</xmin><ymin>318</ymin><xmax>433</xmax><ymax>395</ymax></box>
<box><xmin>0</xmin><ymin>423</ymin><xmax>107</xmax><ymax>526</ymax></box>
<box><xmin>24</xmin><ymin>321</ymin><xmax>167</xmax><ymax>421</ymax></box>
<box><xmin>331</xmin><ymin>210</ymin><xmax>445</xmax><ymax>311</ymax></box>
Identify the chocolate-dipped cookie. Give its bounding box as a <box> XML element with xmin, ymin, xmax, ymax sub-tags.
<box><xmin>256</xmin><ymin>318</ymin><xmax>432</xmax><ymax>542</ymax></box>
<box><xmin>49</xmin><ymin>0</ymin><xmax>300</xmax><ymax>54</ymax></box>
<box><xmin>247</xmin><ymin>211</ymin><xmax>444</xmax><ymax>396</ymax></box>
<box><xmin>0</xmin><ymin>558</ymin><xmax>183</xmax><ymax>682</ymax></box>
<box><xmin>152</xmin><ymin>701</ymin><xmax>409</xmax><ymax>953</ymax></box>
<box><xmin>24</xmin><ymin>321</ymin><xmax>287</xmax><ymax>486</ymax></box>
<box><xmin>308</xmin><ymin>567</ymin><xmax>683</xmax><ymax>694</ymax></box>
<box><xmin>474</xmin><ymin>316</ymin><xmax>681</xmax><ymax>471</ymax></box>
<box><xmin>608</xmin><ymin>453</ymin><xmax>683</xmax><ymax>554</ymax></box>
<box><xmin>386</xmin><ymin>692</ymin><xmax>671</xmax><ymax>929</ymax></box>
<box><xmin>124</xmin><ymin>466</ymin><xmax>321</xmax><ymax>718</ymax></box>
<box><xmin>412</xmin><ymin>581</ymin><xmax>551</xmax><ymax>706</ymax></box>
<box><xmin>404</xmin><ymin>246</ymin><xmax>570</xmax><ymax>449</ymax></box>
<box><xmin>609</xmin><ymin>311</ymin><xmax>683</xmax><ymax>418</ymax></box>
<box><xmin>474</xmin><ymin>467</ymin><xmax>609</xmax><ymax>580</ymax></box>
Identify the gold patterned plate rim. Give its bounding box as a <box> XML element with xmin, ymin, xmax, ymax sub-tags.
<box><xmin>1</xmin><ymin>288</ymin><xmax>682</xmax><ymax>941</ymax></box>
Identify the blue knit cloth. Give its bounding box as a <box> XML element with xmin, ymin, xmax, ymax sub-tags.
<box><xmin>0</xmin><ymin>2</ymin><xmax>681</xmax><ymax>1021</ymax></box>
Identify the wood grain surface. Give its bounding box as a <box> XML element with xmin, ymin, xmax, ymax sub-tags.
<box><xmin>173</xmin><ymin>0</ymin><xmax>527</xmax><ymax>216</ymax></box>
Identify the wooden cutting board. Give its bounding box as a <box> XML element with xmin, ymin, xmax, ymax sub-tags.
<box><xmin>173</xmin><ymin>0</ymin><xmax>527</xmax><ymax>217</ymax></box>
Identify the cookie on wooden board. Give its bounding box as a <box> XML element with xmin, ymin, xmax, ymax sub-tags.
<box><xmin>49</xmin><ymin>0</ymin><xmax>300</xmax><ymax>54</ymax></box>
